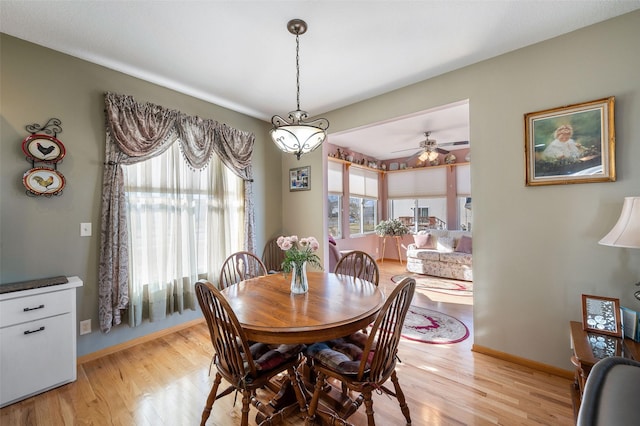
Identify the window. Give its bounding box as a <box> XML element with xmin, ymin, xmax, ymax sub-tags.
<box><xmin>327</xmin><ymin>160</ymin><xmax>343</xmax><ymax>238</ymax></box>
<box><xmin>123</xmin><ymin>142</ymin><xmax>243</xmax><ymax>325</ymax></box>
<box><xmin>328</xmin><ymin>194</ymin><xmax>342</xmax><ymax>238</ymax></box>
<box><xmin>349</xmin><ymin>167</ymin><xmax>378</xmax><ymax>236</ymax></box>
<box><xmin>458</xmin><ymin>197</ymin><xmax>473</xmax><ymax>231</ymax></box>
<box><xmin>456</xmin><ymin>163</ymin><xmax>471</xmax><ymax>231</ymax></box>
<box><xmin>386</xmin><ymin>163</ymin><xmax>472</xmax><ymax>230</ymax></box>
<box><xmin>349</xmin><ymin>196</ymin><xmax>377</xmax><ymax>234</ymax></box>
<box><xmin>388</xmin><ymin>198</ymin><xmax>447</xmax><ymax>231</ymax></box>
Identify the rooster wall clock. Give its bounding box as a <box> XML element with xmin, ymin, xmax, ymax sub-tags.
<box><xmin>21</xmin><ymin>118</ymin><xmax>66</xmax><ymax>197</ymax></box>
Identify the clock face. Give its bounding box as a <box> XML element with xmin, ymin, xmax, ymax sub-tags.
<box><xmin>22</xmin><ymin>134</ymin><xmax>66</xmax><ymax>163</ymax></box>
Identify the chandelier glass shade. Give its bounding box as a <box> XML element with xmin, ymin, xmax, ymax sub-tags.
<box><xmin>270</xmin><ymin>19</ymin><xmax>329</xmax><ymax>160</ymax></box>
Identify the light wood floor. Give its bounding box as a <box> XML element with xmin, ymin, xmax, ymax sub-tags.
<box><xmin>1</xmin><ymin>261</ymin><xmax>574</xmax><ymax>425</ymax></box>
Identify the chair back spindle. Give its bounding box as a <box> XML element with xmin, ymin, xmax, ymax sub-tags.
<box><xmin>262</xmin><ymin>237</ymin><xmax>286</xmax><ymax>273</ymax></box>
<box><xmin>334</xmin><ymin>250</ymin><xmax>380</xmax><ymax>285</ymax></box>
<box><xmin>358</xmin><ymin>277</ymin><xmax>415</xmax><ymax>381</ymax></box>
<box><xmin>219</xmin><ymin>251</ymin><xmax>267</xmax><ymax>289</ymax></box>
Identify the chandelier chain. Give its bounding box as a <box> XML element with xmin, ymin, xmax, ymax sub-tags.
<box><xmin>295</xmin><ymin>33</ymin><xmax>301</xmax><ymax>111</ymax></box>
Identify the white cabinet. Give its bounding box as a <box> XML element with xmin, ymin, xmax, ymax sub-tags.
<box><xmin>0</xmin><ymin>276</ymin><xmax>83</xmax><ymax>407</ymax></box>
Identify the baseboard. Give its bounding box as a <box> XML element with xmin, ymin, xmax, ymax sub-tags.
<box><xmin>77</xmin><ymin>318</ymin><xmax>206</xmax><ymax>364</ymax></box>
<box><xmin>472</xmin><ymin>344</ymin><xmax>574</xmax><ymax>380</ymax></box>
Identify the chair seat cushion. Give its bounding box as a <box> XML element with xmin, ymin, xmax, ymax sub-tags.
<box><xmin>306</xmin><ymin>332</ymin><xmax>373</xmax><ymax>375</ymax></box>
<box><xmin>250</xmin><ymin>343</ymin><xmax>304</xmax><ymax>371</ymax></box>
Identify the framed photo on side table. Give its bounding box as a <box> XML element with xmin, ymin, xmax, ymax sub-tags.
<box><xmin>581</xmin><ymin>294</ymin><xmax>622</xmax><ymax>338</ymax></box>
<box><xmin>289</xmin><ymin>166</ymin><xmax>310</xmax><ymax>191</ymax></box>
<box><xmin>524</xmin><ymin>97</ymin><xmax>615</xmax><ymax>186</ymax></box>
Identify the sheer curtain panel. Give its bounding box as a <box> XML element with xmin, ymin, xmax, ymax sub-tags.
<box><xmin>99</xmin><ymin>93</ymin><xmax>256</xmax><ymax>332</ymax></box>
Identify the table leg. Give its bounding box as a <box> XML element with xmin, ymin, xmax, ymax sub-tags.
<box><xmin>395</xmin><ymin>236</ymin><xmax>403</xmax><ymax>265</ymax></box>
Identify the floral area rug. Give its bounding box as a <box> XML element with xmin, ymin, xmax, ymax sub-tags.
<box><xmin>401</xmin><ymin>305</ymin><xmax>469</xmax><ymax>344</ymax></box>
<box><xmin>392</xmin><ymin>274</ymin><xmax>473</xmax><ymax>296</ymax></box>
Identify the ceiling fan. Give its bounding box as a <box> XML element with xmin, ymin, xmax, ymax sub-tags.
<box><xmin>392</xmin><ymin>132</ymin><xmax>469</xmax><ymax>162</ymax></box>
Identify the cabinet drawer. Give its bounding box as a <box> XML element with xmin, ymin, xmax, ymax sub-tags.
<box><xmin>0</xmin><ymin>313</ymin><xmax>75</xmax><ymax>406</ymax></box>
<box><xmin>0</xmin><ymin>290</ymin><xmax>72</xmax><ymax>327</ymax></box>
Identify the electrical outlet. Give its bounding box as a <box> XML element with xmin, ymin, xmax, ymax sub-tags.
<box><xmin>80</xmin><ymin>319</ymin><xmax>92</xmax><ymax>335</ymax></box>
<box><xmin>80</xmin><ymin>222</ymin><xmax>92</xmax><ymax>237</ymax></box>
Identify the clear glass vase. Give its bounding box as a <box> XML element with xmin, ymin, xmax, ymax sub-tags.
<box><xmin>290</xmin><ymin>261</ymin><xmax>308</xmax><ymax>294</ymax></box>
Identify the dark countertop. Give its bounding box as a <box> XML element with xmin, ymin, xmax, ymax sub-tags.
<box><xmin>0</xmin><ymin>276</ymin><xmax>69</xmax><ymax>294</ymax></box>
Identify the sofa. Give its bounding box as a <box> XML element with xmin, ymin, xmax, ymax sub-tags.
<box><xmin>405</xmin><ymin>230</ymin><xmax>472</xmax><ymax>281</ymax></box>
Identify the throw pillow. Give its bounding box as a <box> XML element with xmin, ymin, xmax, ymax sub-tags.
<box><xmin>455</xmin><ymin>235</ymin><xmax>473</xmax><ymax>254</ymax></box>
<box><xmin>413</xmin><ymin>233</ymin><xmax>436</xmax><ymax>249</ymax></box>
<box><xmin>437</xmin><ymin>236</ymin><xmax>455</xmax><ymax>252</ymax></box>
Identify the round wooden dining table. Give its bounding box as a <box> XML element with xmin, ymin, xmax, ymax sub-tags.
<box><xmin>220</xmin><ymin>271</ymin><xmax>384</xmax><ymax>344</ymax></box>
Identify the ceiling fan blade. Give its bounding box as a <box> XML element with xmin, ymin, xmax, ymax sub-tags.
<box><xmin>436</xmin><ymin>147</ymin><xmax>449</xmax><ymax>154</ymax></box>
<box><xmin>439</xmin><ymin>140</ymin><xmax>469</xmax><ymax>147</ymax></box>
<box><xmin>391</xmin><ymin>146</ymin><xmax>421</xmax><ymax>153</ymax></box>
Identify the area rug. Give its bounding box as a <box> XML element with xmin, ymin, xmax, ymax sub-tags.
<box><xmin>392</xmin><ymin>274</ymin><xmax>473</xmax><ymax>296</ymax></box>
<box><xmin>401</xmin><ymin>305</ymin><xmax>469</xmax><ymax>344</ymax></box>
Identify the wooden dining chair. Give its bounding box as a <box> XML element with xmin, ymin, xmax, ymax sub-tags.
<box><xmin>333</xmin><ymin>250</ymin><xmax>380</xmax><ymax>286</ymax></box>
<box><xmin>195</xmin><ymin>280</ymin><xmax>307</xmax><ymax>426</ymax></box>
<box><xmin>219</xmin><ymin>251</ymin><xmax>267</xmax><ymax>289</ymax></box>
<box><xmin>305</xmin><ymin>277</ymin><xmax>416</xmax><ymax>426</ymax></box>
<box><xmin>261</xmin><ymin>237</ymin><xmax>285</xmax><ymax>273</ymax></box>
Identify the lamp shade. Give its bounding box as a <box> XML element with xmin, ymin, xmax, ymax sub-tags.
<box><xmin>599</xmin><ymin>197</ymin><xmax>640</xmax><ymax>248</ymax></box>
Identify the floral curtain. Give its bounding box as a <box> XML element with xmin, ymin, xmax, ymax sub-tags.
<box><xmin>99</xmin><ymin>92</ymin><xmax>256</xmax><ymax>333</ymax></box>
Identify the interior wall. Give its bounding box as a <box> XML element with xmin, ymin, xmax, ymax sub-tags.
<box><xmin>301</xmin><ymin>10</ymin><xmax>640</xmax><ymax>370</ymax></box>
<box><xmin>0</xmin><ymin>34</ymin><xmax>279</xmax><ymax>357</ymax></box>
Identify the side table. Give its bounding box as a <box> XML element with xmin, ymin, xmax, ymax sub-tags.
<box><xmin>380</xmin><ymin>236</ymin><xmax>403</xmax><ymax>265</ymax></box>
<box><xmin>569</xmin><ymin>320</ymin><xmax>640</xmax><ymax>420</ymax></box>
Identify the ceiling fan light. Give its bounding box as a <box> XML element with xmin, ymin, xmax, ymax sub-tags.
<box><xmin>419</xmin><ymin>150</ymin><xmax>439</xmax><ymax>162</ymax></box>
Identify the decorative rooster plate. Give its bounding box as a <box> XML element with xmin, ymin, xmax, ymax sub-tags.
<box><xmin>23</xmin><ymin>167</ymin><xmax>66</xmax><ymax>196</ymax></box>
<box><xmin>22</xmin><ymin>134</ymin><xmax>66</xmax><ymax>163</ymax></box>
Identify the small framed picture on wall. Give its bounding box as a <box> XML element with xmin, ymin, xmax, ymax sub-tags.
<box><xmin>289</xmin><ymin>166</ymin><xmax>310</xmax><ymax>191</ymax></box>
<box><xmin>581</xmin><ymin>294</ymin><xmax>622</xmax><ymax>338</ymax></box>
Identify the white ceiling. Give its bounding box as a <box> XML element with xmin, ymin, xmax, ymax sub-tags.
<box><xmin>3</xmin><ymin>1</ymin><xmax>639</xmax><ymax>160</ymax></box>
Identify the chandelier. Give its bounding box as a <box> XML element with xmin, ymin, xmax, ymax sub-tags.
<box><xmin>270</xmin><ymin>19</ymin><xmax>329</xmax><ymax>160</ymax></box>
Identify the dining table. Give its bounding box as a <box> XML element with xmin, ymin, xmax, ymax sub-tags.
<box><xmin>219</xmin><ymin>271</ymin><xmax>385</xmax><ymax>424</ymax></box>
<box><xmin>220</xmin><ymin>271</ymin><xmax>384</xmax><ymax>344</ymax></box>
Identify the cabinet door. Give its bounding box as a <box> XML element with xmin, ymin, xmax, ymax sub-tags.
<box><xmin>0</xmin><ymin>313</ymin><xmax>74</xmax><ymax>406</ymax></box>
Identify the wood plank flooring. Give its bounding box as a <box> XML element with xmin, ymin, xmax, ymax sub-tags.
<box><xmin>0</xmin><ymin>261</ymin><xmax>574</xmax><ymax>425</ymax></box>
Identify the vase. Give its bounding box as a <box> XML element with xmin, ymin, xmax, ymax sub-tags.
<box><xmin>290</xmin><ymin>261</ymin><xmax>308</xmax><ymax>294</ymax></box>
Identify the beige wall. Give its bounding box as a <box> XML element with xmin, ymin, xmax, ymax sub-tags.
<box><xmin>0</xmin><ymin>34</ymin><xmax>279</xmax><ymax>356</ymax></box>
<box><xmin>286</xmin><ymin>11</ymin><xmax>640</xmax><ymax>370</ymax></box>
